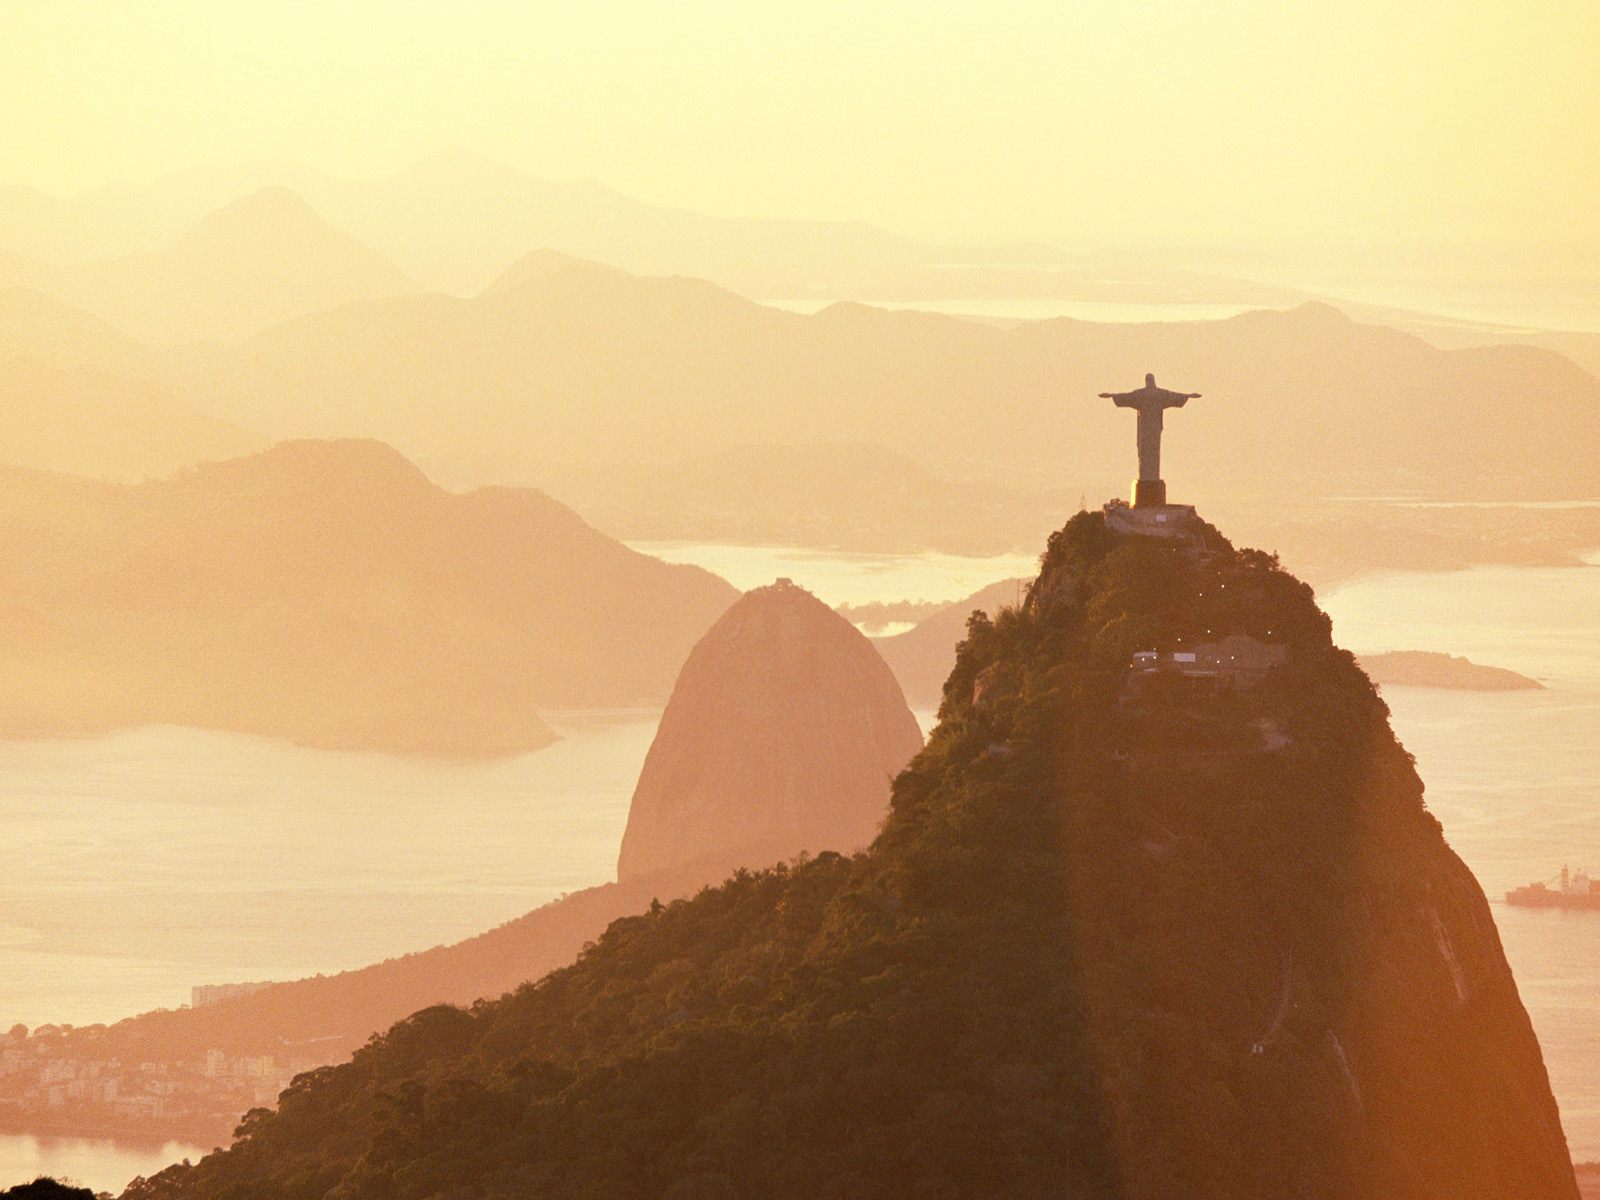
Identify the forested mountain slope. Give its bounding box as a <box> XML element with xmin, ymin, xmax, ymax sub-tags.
<box><xmin>126</xmin><ymin>511</ymin><xmax>1575</xmax><ymax>1200</ymax></box>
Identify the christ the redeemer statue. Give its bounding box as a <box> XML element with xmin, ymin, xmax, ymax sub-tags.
<box><xmin>1100</xmin><ymin>373</ymin><xmax>1200</xmax><ymax>508</ymax></box>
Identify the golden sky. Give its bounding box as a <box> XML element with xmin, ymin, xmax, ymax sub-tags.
<box><xmin>6</xmin><ymin>0</ymin><xmax>1597</xmax><ymax>248</ymax></box>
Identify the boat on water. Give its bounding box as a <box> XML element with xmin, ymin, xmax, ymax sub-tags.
<box><xmin>1506</xmin><ymin>865</ymin><xmax>1600</xmax><ymax>910</ymax></box>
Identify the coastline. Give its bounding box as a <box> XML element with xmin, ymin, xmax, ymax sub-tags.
<box><xmin>0</xmin><ymin>1108</ymin><xmax>225</xmax><ymax>1151</ymax></box>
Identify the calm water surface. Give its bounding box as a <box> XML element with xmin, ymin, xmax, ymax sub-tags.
<box><xmin>0</xmin><ymin>712</ymin><xmax>662</xmax><ymax>1191</ymax></box>
<box><xmin>0</xmin><ymin>710</ymin><xmax>658</xmax><ymax>1031</ymax></box>
<box><xmin>1323</xmin><ymin>557</ymin><xmax>1600</xmax><ymax>1159</ymax></box>
<box><xmin>0</xmin><ymin>1135</ymin><xmax>202</xmax><ymax>1194</ymax></box>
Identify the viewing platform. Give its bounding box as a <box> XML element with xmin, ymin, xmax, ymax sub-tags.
<box><xmin>1102</xmin><ymin>497</ymin><xmax>1200</xmax><ymax>541</ymax></box>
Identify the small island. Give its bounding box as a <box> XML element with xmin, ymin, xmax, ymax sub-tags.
<box><xmin>1358</xmin><ymin>650</ymin><xmax>1544</xmax><ymax>692</ymax></box>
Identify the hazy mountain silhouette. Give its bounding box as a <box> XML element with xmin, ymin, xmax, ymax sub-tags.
<box><xmin>0</xmin><ymin>156</ymin><xmax>922</xmax><ymax>296</ymax></box>
<box><xmin>75</xmin><ymin>160</ymin><xmax>350</xmax><ymax>249</ymax></box>
<box><xmin>582</xmin><ymin>441</ymin><xmax>1066</xmax><ymax>554</ymax></box>
<box><xmin>1522</xmin><ymin>330</ymin><xmax>1600</xmax><ymax>380</ymax></box>
<box><xmin>0</xmin><ymin>183</ymin><xmax>137</xmax><ymax>262</ymax></box>
<box><xmin>0</xmin><ymin>155</ymin><xmax>1314</xmax><ymax>307</ymax></box>
<box><xmin>10</xmin><ymin>159</ymin><xmax>1594</xmax><ymax>346</ymax></box>
<box><xmin>166</xmin><ymin>261</ymin><xmax>1600</xmax><ymax>504</ymax></box>
<box><xmin>0</xmin><ymin>154</ymin><xmax>931</xmax><ymax>297</ymax></box>
<box><xmin>10</xmin><ymin>577</ymin><xmax>918</xmax><ymax>1142</ymax></box>
<box><xmin>5</xmin><ymin>188</ymin><xmax>420</xmax><ymax>343</ymax></box>
<box><xmin>121</xmin><ymin>510</ymin><xmax>1577</xmax><ymax>1200</ymax></box>
<box><xmin>617</xmin><ymin>579</ymin><xmax>923</xmax><ymax>882</ymax></box>
<box><xmin>0</xmin><ymin>357</ymin><xmax>260</xmax><ymax>480</ymax></box>
<box><xmin>0</xmin><ymin>440</ymin><xmax>735</xmax><ymax>754</ymax></box>
<box><xmin>0</xmin><ymin>287</ymin><xmax>156</xmax><ymax>375</ymax></box>
<box><xmin>1198</xmin><ymin>498</ymin><xmax>1600</xmax><ymax>592</ymax></box>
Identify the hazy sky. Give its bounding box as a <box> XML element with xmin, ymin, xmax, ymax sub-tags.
<box><xmin>6</xmin><ymin>0</ymin><xmax>1597</xmax><ymax>248</ymax></box>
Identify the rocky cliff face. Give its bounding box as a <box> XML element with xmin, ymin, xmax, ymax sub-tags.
<box><xmin>617</xmin><ymin>578</ymin><xmax>924</xmax><ymax>882</ymax></box>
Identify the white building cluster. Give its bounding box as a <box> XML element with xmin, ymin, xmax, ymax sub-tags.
<box><xmin>0</xmin><ymin>1026</ymin><xmax>311</xmax><ymax>1136</ymax></box>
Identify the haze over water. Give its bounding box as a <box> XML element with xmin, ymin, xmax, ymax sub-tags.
<box><xmin>0</xmin><ymin>711</ymin><xmax>654</xmax><ymax>1030</ymax></box>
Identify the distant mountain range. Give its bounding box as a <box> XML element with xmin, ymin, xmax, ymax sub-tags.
<box><xmin>153</xmin><ymin>256</ymin><xmax>1600</xmax><ymax>503</ymax></box>
<box><xmin>2</xmin><ymin>185</ymin><xmax>1598</xmax><ymax>561</ymax></box>
<box><xmin>0</xmin><ymin>188</ymin><xmax>418</xmax><ymax>343</ymax></box>
<box><xmin>0</xmin><ymin>287</ymin><xmax>154</xmax><ymax>375</ymax></box>
<box><xmin>582</xmin><ymin>441</ymin><xmax>1069</xmax><ymax>555</ymax></box>
<box><xmin>4</xmin><ymin>152</ymin><xmax>1594</xmax><ymax>359</ymax></box>
<box><xmin>0</xmin><ymin>285</ymin><xmax>269</xmax><ymax>478</ymax></box>
<box><xmin>0</xmin><ymin>153</ymin><xmax>1307</xmax><ymax>305</ymax></box>
<box><xmin>0</xmin><ymin>245</ymin><xmax>1596</xmax><ymax>573</ymax></box>
<box><xmin>0</xmin><ymin>440</ymin><xmax>735</xmax><ymax>755</ymax></box>
<box><xmin>0</xmin><ymin>356</ymin><xmax>259</xmax><ymax>481</ymax></box>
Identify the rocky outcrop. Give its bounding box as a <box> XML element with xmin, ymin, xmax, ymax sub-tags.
<box><xmin>617</xmin><ymin>578</ymin><xmax>924</xmax><ymax>882</ymax></box>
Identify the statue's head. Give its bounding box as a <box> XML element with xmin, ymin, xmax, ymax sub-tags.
<box><xmin>1145</xmin><ymin>372</ymin><xmax>1156</xmax><ymax>387</ymax></box>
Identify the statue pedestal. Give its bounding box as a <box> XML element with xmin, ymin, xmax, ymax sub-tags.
<box><xmin>1103</xmin><ymin>499</ymin><xmax>1199</xmax><ymax>542</ymax></box>
<box><xmin>1132</xmin><ymin>479</ymin><xmax>1167</xmax><ymax>508</ymax></box>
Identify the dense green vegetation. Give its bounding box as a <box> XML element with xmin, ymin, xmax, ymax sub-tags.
<box><xmin>124</xmin><ymin>513</ymin><xmax>1576</xmax><ymax>1200</ymax></box>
